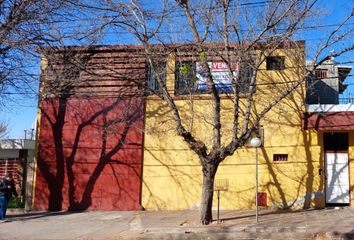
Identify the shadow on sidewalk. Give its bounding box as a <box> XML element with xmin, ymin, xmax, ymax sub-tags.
<box><xmin>332</xmin><ymin>230</ymin><xmax>354</xmax><ymax>240</ymax></box>
<box><xmin>7</xmin><ymin>211</ymin><xmax>85</xmax><ymax>221</ymax></box>
<box><xmin>218</xmin><ymin>208</ymin><xmax>318</xmax><ymax>223</ymax></box>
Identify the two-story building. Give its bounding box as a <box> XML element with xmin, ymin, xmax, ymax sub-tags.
<box><xmin>32</xmin><ymin>41</ymin><xmax>353</xmax><ymax>211</ymax></box>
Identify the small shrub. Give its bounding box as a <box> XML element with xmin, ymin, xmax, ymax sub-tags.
<box><xmin>7</xmin><ymin>197</ymin><xmax>24</xmax><ymax>208</ymax></box>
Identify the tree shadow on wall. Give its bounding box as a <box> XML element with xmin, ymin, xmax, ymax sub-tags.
<box><xmin>142</xmin><ymin>147</ymin><xmax>202</xmax><ymax>210</ymax></box>
<box><xmin>254</xmin><ymin>67</ymin><xmax>324</xmax><ymax>210</ymax></box>
<box><xmin>142</xmin><ymin>102</ymin><xmax>202</xmax><ymax>210</ymax></box>
<box><xmin>37</xmin><ymin>96</ymin><xmax>144</xmax><ymax>211</ymax></box>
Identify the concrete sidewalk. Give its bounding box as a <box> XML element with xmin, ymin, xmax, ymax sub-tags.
<box><xmin>0</xmin><ymin>208</ymin><xmax>354</xmax><ymax>239</ymax></box>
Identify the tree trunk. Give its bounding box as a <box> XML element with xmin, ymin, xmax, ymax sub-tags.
<box><xmin>200</xmin><ymin>162</ymin><xmax>218</xmax><ymax>225</ymax></box>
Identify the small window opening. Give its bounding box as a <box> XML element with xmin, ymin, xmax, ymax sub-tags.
<box><xmin>266</xmin><ymin>56</ymin><xmax>285</xmax><ymax>70</ymax></box>
<box><xmin>273</xmin><ymin>154</ymin><xmax>288</xmax><ymax>162</ymax></box>
<box><xmin>315</xmin><ymin>69</ymin><xmax>328</xmax><ymax>79</ymax></box>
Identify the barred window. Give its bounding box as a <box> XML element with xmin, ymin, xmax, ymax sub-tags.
<box><xmin>147</xmin><ymin>61</ymin><xmax>166</xmax><ymax>94</ymax></box>
<box><xmin>238</xmin><ymin>62</ymin><xmax>254</xmax><ymax>93</ymax></box>
<box><xmin>315</xmin><ymin>69</ymin><xmax>328</xmax><ymax>79</ymax></box>
<box><xmin>175</xmin><ymin>61</ymin><xmax>197</xmax><ymax>95</ymax></box>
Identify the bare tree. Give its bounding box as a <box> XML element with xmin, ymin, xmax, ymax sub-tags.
<box><xmin>63</xmin><ymin>0</ymin><xmax>354</xmax><ymax>224</ymax></box>
<box><xmin>0</xmin><ymin>0</ymin><xmax>99</xmax><ymax>106</ymax></box>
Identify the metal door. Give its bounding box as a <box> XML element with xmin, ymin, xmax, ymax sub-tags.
<box><xmin>325</xmin><ymin>152</ymin><xmax>350</xmax><ymax>204</ymax></box>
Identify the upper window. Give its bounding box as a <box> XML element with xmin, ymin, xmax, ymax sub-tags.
<box><xmin>238</xmin><ymin>62</ymin><xmax>254</xmax><ymax>93</ymax></box>
<box><xmin>175</xmin><ymin>61</ymin><xmax>198</xmax><ymax>95</ymax></box>
<box><xmin>315</xmin><ymin>69</ymin><xmax>328</xmax><ymax>79</ymax></box>
<box><xmin>266</xmin><ymin>56</ymin><xmax>285</xmax><ymax>70</ymax></box>
<box><xmin>147</xmin><ymin>61</ymin><xmax>166</xmax><ymax>94</ymax></box>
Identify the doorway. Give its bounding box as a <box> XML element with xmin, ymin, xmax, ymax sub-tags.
<box><xmin>324</xmin><ymin>132</ymin><xmax>350</xmax><ymax>206</ymax></box>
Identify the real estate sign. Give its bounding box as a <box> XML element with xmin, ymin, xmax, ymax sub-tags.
<box><xmin>196</xmin><ymin>62</ymin><xmax>238</xmax><ymax>91</ymax></box>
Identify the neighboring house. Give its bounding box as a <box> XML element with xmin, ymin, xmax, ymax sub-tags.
<box><xmin>304</xmin><ymin>57</ymin><xmax>353</xmax><ymax>206</ymax></box>
<box><xmin>306</xmin><ymin>56</ymin><xmax>351</xmax><ymax>104</ymax></box>
<box><xmin>0</xmin><ymin>139</ymin><xmax>35</xmax><ymax>210</ymax></box>
<box><xmin>33</xmin><ymin>41</ymin><xmax>354</xmax><ymax>212</ymax></box>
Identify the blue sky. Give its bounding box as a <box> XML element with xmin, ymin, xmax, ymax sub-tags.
<box><xmin>0</xmin><ymin>94</ymin><xmax>38</xmax><ymax>139</ymax></box>
<box><xmin>0</xmin><ymin>0</ymin><xmax>353</xmax><ymax>139</ymax></box>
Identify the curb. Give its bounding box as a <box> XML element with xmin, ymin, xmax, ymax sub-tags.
<box><xmin>137</xmin><ymin>229</ymin><xmax>311</xmax><ymax>240</ymax></box>
<box><xmin>244</xmin><ymin>226</ymin><xmax>307</xmax><ymax>233</ymax></box>
<box><xmin>6</xmin><ymin>208</ymin><xmax>26</xmax><ymax>215</ymax></box>
<box><xmin>143</xmin><ymin>225</ymin><xmax>308</xmax><ymax>234</ymax></box>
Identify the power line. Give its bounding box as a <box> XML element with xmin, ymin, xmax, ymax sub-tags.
<box><xmin>1</xmin><ymin>0</ymin><xmax>350</xmax><ymax>33</ymax></box>
<box><xmin>0</xmin><ymin>0</ymin><xmax>278</xmax><ymax>25</ymax></box>
<box><xmin>36</xmin><ymin>18</ymin><xmax>354</xmax><ymax>34</ymax></box>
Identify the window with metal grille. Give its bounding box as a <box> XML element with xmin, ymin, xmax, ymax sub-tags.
<box><xmin>238</xmin><ymin>62</ymin><xmax>254</xmax><ymax>93</ymax></box>
<box><xmin>0</xmin><ymin>158</ymin><xmax>19</xmax><ymax>182</ymax></box>
<box><xmin>273</xmin><ymin>154</ymin><xmax>288</xmax><ymax>162</ymax></box>
<box><xmin>175</xmin><ymin>61</ymin><xmax>197</xmax><ymax>95</ymax></box>
<box><xmin>147</xmin><ymin>60</ymin><xmax>166</xmax><ymax>94</ymax></box>
<box><xmin>315</xmin><ymin>69</ymin><xmax>328</xmax><ymax>79</ymax></box>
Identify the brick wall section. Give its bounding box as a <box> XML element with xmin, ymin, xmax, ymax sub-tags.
<box><xmin>34</xmin><ymin>46</ymin><xmax>146</xmax><ymax>211</ymax></box>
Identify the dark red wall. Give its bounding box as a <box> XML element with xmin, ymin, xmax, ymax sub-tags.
<box><xmin>34</xmin><ymin>97</ymin><xmax>144</xmax><ymax>211</ymax></box>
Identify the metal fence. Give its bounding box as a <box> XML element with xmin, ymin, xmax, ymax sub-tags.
<box><xmin>338</xmin><ymin>97</ymin><xmax>354</xmax><ymax>104</ymax></box>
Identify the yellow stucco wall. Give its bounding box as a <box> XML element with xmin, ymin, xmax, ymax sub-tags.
<box><xmin>142</xmin><ymin>45</ymin><xmax>331</xmax><ymax>210</ymax></box>
<box><xmin>348</xmin><ymin>133</ymin><xmax>354</xmax><ymax>206</ymax></box>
